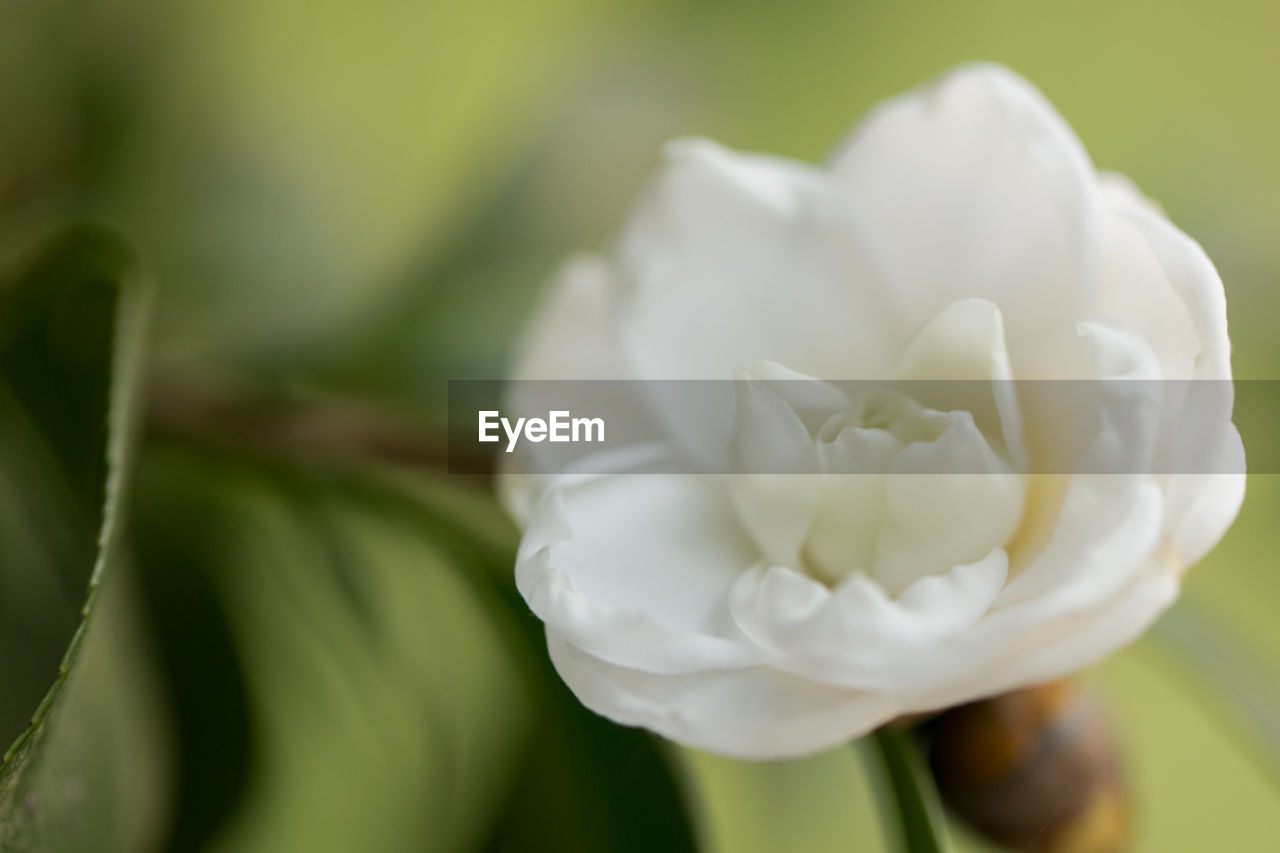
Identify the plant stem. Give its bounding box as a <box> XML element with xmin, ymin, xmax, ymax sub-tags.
<box><xmin>143</xmin><ymin>369</ymin><xmax>491</xmax><ymax>475</ymax></box>
<box><xmin>869</xmin><ymin>728</ymin><xmax>951</xmax><ymax>853</ymax></box>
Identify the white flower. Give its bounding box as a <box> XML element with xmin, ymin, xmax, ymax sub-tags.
<box><xmin>500</xmin><ymin>64</ymin><xmax>1245</xmax><ymax>758</ymax></box>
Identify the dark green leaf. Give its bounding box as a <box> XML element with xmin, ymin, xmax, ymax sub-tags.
<box><xmin>129</xmin><ymin>448</ymin><xmax>699</xmax><ymax>853</ymax></box>
<box><xmin>0</xmin><ymin>225</ymin><xmax>160</xmax><ymax>851</ymax></box>
<box><xmin>870</xmin><ymin>729</ymin><xmax>952</xmax><ymax>853</ymax></box>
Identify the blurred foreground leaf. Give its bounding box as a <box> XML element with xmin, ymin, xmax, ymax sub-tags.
<box><xmin>131</xmin><ymin>447</ymin><xmax>699</xmax><ymax>852</ymax></box>
<box><xmin>672</xmin><ymin>744</ymin><xmax>887</xmax><ymax>852</ymax></box>
<box><xmin>132</xmin><ymin>452</ymin><xmax>532</xmax><ymax>852</ymax></box>
<box><xmin>76</xmin><ymin>0</ymin><xmax>615</xmax><ymax>362</ymax></box>
<box><xmin>0</xmin><ymin>226</ymin><xmax>164</xmax><ymax>851</ymax></box>
<box><xmin>1090</xmin><ymin>638</ymin><xmax>1280</xmax><ymax>851</ymax></box>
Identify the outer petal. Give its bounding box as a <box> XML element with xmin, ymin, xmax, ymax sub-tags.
<box><xmin>1097</xmin><ymin>173</ymin><xmax>1230</xmax><ymax>381</ymax></box>
<box><xmin>1163</xmin><ymin>433</ymin><xmax>1246</xmax><ymax>567</ymax></box>
<box><xmin>998</xmin><ymin>477</ymin><xmax>1163</xmax><ymax>609</ymax></box>
<box><xmin>499</xmin><ymin>255</ymin><xmax>638</xmax><ymax>520</ymax></box>
<box><xmin>548</xmin><ymin>476</ymin><xmax>1167</xmax><ymax>756</ymax></box>
<box><xmin>1000</xmin><ymin>323</ymin><xmax>1163</xmax><ymax>605</ymax></box>
<box><xmin>954</xmin><ymin>564</ymin><xmax>1179</xmax><ymax>705</ymax></box>
<box><xmin>516</xmin><ymin>470</ymin><xmax>768</xmax><ymax>674</ymax></box>
<box><xmin>890</xmin><ymin>564</ymin><xmax>1178</xmax><ymax>717</ymax></box>
<box><xmin>830</xmin><ymin>63</ymin><xmax>1099</xmax><ymax>379</ymax></box>
<box><xmin>509</xmin><ymin>254</ymin><xmax>630</xmax><ymax>381</ymax></box>
<box><xmin>546</xmin><ymin>634</ymin><xmax>898</xmax><ymax>759</ymax></box>
<box><xmin>1094</xmin><ymin>178</ymin><xmax>1199</xmax><ymax>381</ymax></box>
<box><xmin>895</xmin><ymin>478</ymin><xmax>1165</xmax><ymax>700</ymax></box>
<box><xmin>618</xmin><ymin>138</ymin><xmax>901</xmax><ymax>382</ymax></box>
<box><xmin>1097</xmin><ymin>173</ymin><xmax>1244</xmax><ymax>565</ymax></box>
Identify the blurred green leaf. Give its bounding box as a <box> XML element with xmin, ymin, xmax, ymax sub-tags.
<box><xmin>0</xmin><ymin>225</ymin><xmax>163</xmax><ymax>851</ymax></box>
<box><xmin>1087</xmin><ymin>639</ymin><xmax>1280</xmax><ymax>851</ymax></box>
<box><xmin>131</xmin><ymin>452</ymin><xmax>533</xmax><ymax>853</ymax></box>
<box><xmin>672</xmin><ymin>744</ymin><xmax>887</xmax><ymax>853</ymax></box>
<box><xmin>378</xmin><ymin>475</ymin><xmax>701</xmax><ymax>853</ymax></box>
<box><xmin>68</xmin><ymin>0</ymin><xmax>624</xmax><ymax>363</ymax></box>
<box><xmin>130</xmin><ymin>449</ymin><xmax>700</xmax><ymax>853</ymax></box>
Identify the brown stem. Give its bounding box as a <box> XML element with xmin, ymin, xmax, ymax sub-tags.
<box><xmin>143</xmin><ymin>369</ymin><xmax>494</xmax><ymax>476</ymax></box>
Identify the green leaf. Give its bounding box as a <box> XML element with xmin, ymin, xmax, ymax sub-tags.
<box><xmin>671</xmin><ymin>745</ymin><xmax>887</xmax><ymax>853</ymax></box>
<box><xmin>1086</xmin><ymin>639</ymin><xmax>1280</xmax><ymax>851</ymax></box>
<box><xmin>362</xmin><ymin>469</ymin><xmax>700</xmax><ymax>853</ymax></box>
<box><xmin>0</xmin><ymin>225</ymin><xmax>161</xmax><ymax>851</ymax></box>
<box><xmin>869</xmin><ymin>729</ymin><xmax>952</xmax><ymax>853</ymax></box>
<box><xmin>84</xmin><ymin>0</ymin><xmax>620</xmax><ymax>363</ymax></box>
<box><xmin>130</xmin><ymin>451</ymin><xmax>532</xmax><ymax>852</ymax></box>
<box><xmin>128</xmin><ymin>451</ymin><xmax>700</xmax><ymax>853</ymax></box>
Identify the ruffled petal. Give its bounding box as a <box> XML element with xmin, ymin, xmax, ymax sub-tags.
<box><xmin>901</xmin><ymin>478</ymin><xmax>1164</xmax><ymax>699</ymax></box>
<box><xmin>510</xmin><ymin>254</ymin><xmax>630</xmax><ymax>381</ymax></box>
<box><xmin>830</xmin><ymin>63</ymin><xmax>1099</xmax><ymax>379</ymax></box>
<box><xmin>546</xmin><ymin>633</ymin><xmax>898</xmax><ymax>759</ymax></box>
<box><xmin>872</xmin><ymin>411</ymin><xmax>1024</xmax><ymax>595</ymax></box>
<box><xmin>725</xmin><ymin>364</ymin><xmax>829</xmax><ymax>566</ymax></box>
<box><xmin>894</xmin><ymin>297</ymin><xmax>1026</xmax><ymax>467</ymax></box>
<box><xmin>1097</xmin><ymin>174</ymin><xmax>1245</xmax><ymax>564</ymax></box>
<box><xmin>727</xmin><ymin>551</ymin><xmax>1007</xmax><ymax>691</ymax></box>
<box><xmin>516</xmin><ymin>470</ymin><xmax>767</xmax><ymax>674</ymax></box>
<box><xmin>499</xmin><ymin>255</ymin><xmax>639</xmax><ymax>519</ymax></box>
<box><xmin>1097</xmin><ymin>173</ymin><xmax>1230</xmax><ymax>381</ymax></box>
<box><xmin>616</xmin><ymin>137</ymin><xmax>902</xmax><ymax>387</ymax></box>
<box><xmin>1094</xmin><ymin>178</ymin><xmax>1200</xmax><ymax>381</ymax></box>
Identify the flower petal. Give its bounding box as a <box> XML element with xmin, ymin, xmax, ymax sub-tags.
<box><xmin>726</xmin><ymin>365</ymin><xmax>828</xmax><ymax>566</ymax></box>
<box><xmin>1095</xmin><ymin>178</ymin><xmax>1200</xmax><ymax>382</ymax></box>
<box><xmin>872</xmin><ymin>412</ymin><xmax>1024</xmax><ymax>595</ymax></box>
<box><xmin>617</xmin><ymin>137</ymin><xmax>902</xmax><ymax>386</ymax></box>
<box><xmin>911</xmin><ymin>545</ymin><xmax>1178</xmax><ymax>715</ymax></box>
<box><xmin>1098</xmin><ymin>173</ymin><xmax>1230</xmax><ymax>382</ymax></box>
<box><xmin>727</xmin><ymin>551</ymin><xmax>1008</xmax><ymax>691</ymax></box>
<box><xmin>1163</xmin><ymin>432</ymin><xmax>1246</xmax><ymax>567</ymax></box>
<box><xmin>804</xmin><ymin>425</ymin><xmax>902</xmax><ymax>584</ymax></box>
<box><xmin>830</xmin><ymin>63</ymin><xmax>1098</xmax><ymax>378</ymax></box>
<box><xmin>516</xmin><ymin>471</ymin><xmax>766</xmax><ymax>674</ymax></box>
<box><xmin>894</xmin><ymin>297</ymin><xmax>1026</xmax><ymax>467</ymax></box>
<box><xmin>998</xmin><ymin>476</ymin><xmax>1162</xmax><ymax>608</ymax></box>
<box><xmin>899</xmin><ymin>478</ymin><xmax>1164</xmax><ymax>700</ymax></box>
<box><xmin>510</xmin><ymin>254</ymin><xmax>630</xmax><ymax>381</ymax></box>
<box><xmin>546</xmin><ymin>633</ymin><xmax>897</xmax><ymax>759</ymax></box>
<box><xmin>500</xmin><ymin>255</ymin><xmax>640</xmax><ymax>519</ymax></box>
<box><xmin>1098</xmin><ymin>175</ymin><xmax>1245</xmax><ymax>564</ymax></box>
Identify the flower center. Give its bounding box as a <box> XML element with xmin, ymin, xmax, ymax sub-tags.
<box><xmin>728</xmin><ymin>385</ymin><xmax>1026</xmax><ymax>595</ymax></box>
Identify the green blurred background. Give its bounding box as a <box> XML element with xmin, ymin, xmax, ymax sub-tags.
<box><xmin>2</xmin><ymin>1</ymin><xmax>1280</xmax><ymax>851</ymax></box>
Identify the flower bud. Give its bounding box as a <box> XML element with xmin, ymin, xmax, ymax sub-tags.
<box><xmin>926</xmin><ymin>680</ymin><xmax>1127</xmax><ymax>853</ymax></box>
